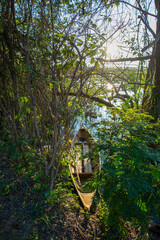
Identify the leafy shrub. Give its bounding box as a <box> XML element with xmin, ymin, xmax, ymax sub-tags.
<box><xmin>45</xmin><ymin>181</ymin><xmax>76</xmax><ymax>207</ymax></box>
<box><xmin>93</xmin><ymin>109</ymin><xmax>160</xmax><ymax>235</ymax></box>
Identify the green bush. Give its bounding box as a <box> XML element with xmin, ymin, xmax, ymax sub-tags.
<box><xmin>93</xmin><ymin>109</ymin><xmax>160</xmax><ymax>235</ymax></box>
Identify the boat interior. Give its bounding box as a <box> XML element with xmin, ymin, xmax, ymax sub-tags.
<box><xmin>70</xmin><ymin>126</ymin><xmax>99</xmax><ymax>186</ymax></box>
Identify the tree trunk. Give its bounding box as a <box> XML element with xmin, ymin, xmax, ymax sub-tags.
<box><xmin>148</xmin><ymin>1</ymin><xmax>160</xmax><ymax>121</ymax></box>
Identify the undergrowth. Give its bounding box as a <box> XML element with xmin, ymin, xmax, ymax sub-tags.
<box><xmin>0</xmin><ymin>127</ymin><xmax>159</xmax><ymax>240</ymax></box>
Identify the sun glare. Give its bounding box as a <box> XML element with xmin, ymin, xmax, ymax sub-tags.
<box><xmin>107</xmin><ymin>43</ymin><xmax>119</xmax><ymax>58</ymax></box>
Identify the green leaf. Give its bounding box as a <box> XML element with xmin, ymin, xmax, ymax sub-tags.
<box><xmin>19</xmin><ymin>97</ymin><xmax>28</xmax><ymax>104</ymax></box>
<box><xmin>49</xmin><ymin>83</ymin><xmax>53</xmax><ymax>90</ymax></box>
<box><xmin>77</xmin><ymin>42</ymin><xmax>83</xmax><ymax>46</ymax></box>
<box><xmin>96</xmin><ymin>63</ymin><xmax>100</xmax><ymax>70</ymax></box>
<box><xmin>58</xmin><ymin>33</ymin><xmax>63</xmax><ymax>38</ymax></box>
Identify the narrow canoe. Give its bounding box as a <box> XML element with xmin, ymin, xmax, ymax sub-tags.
<box><xmin>69</xmin><ymin>125</ymin><xmax>100</xmax><ymax>211</ymax></box>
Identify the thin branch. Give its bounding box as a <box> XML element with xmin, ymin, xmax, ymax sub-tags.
<box><xmin>142</xmin><ymin>32</ymin><xmax>160</xmax><ymax>52</ymax></box>
<box><xmin>118</xmin><ymin>0</ymin><xmax>157</xmax><ymax>17</ymax></box>
<box><xmin>25</xmin><ymin>18</ymin><xmax>48</xmax><ymax>173</ymax></box>
<box><xmin>97</xmin><ymin>55</ymin><xmax>152</xmax><ymax>63</ymax></box>
<box><xmin>68</xmin><ymin>91</ymin><xmax>114</xmax><ymax>107</ymax></box>
<box><xmin>138</xmin><ymin>16</ymin><xmax>156</xmax><ymax>38</ymax></box>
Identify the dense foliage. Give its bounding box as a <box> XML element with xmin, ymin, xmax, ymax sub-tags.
<box><xmin>92</xmin><ymin>109</ymin><xmax>160</xmax><ymax>234</ymax></box>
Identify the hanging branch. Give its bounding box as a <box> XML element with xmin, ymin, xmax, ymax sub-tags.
<box><xmin>68</xmin><ymin>91</ymin><xmax>114</xmax><ymax>107</ymax></box>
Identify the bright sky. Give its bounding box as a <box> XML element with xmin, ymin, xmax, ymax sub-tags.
<box><xmin>103</xmin><ymin>1</ymin><xmax>157</xmax><ymax>60</ymax></box>
<box><xmin>107</xmin><ymin>43</ymin><xmax>120</xmax><ymax>58</ymax></box>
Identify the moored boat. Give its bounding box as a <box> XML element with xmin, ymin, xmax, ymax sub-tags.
<box><xmin>69</xmin><ymin>125</ymin><xmax>100</xmax><ymax>211</ymax></box>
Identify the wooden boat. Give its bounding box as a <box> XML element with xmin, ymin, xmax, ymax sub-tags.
<box><xmin>69</xmin><ymin>125</ymin><xmax>100</xmax><ymax>211</ymax></box>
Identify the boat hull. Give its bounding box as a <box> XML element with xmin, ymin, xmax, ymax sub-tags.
<box><xmin>69</xmin><ymin>126</ymin><xmax>99</xmax><ymax>210</ymax></box>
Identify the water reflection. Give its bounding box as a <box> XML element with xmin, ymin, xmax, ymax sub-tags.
<box><xmin>73</xmin><ymin>104</ymin><xmax>110</xmax><ymax>137</ymax></box>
